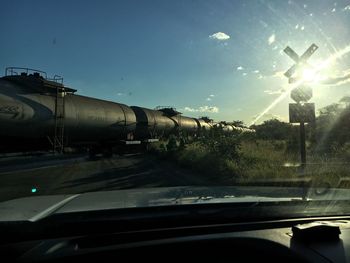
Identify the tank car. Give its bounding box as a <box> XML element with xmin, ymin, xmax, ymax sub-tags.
<box><xmin>195</xmin><ymin>118</ymin><xmax>212</xmax><ymax>131</ymax></box>
<box><xmin>154</xmin><ymin>107</ymin><xmax>198</xmax><ymax>135</ymax></box>
<box><xmin>131</xmin><ymin>106</ymin><xmax>176</xmax><ymax>139</ymax></box>
<box><xmin>0</xmin><ymin>68</ymin><xmax>136</xmax><ymax>152</ymax></box>
<box><xmin>0</xmin><ymin>67</ymin><xmax>254</xmax><ymax>154</ymax></box>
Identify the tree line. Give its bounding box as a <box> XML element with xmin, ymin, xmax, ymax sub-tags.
<box><xmin>249</xmin><ymin>96</ymin><xmax>350</xmax><ymax>154</ymax></box>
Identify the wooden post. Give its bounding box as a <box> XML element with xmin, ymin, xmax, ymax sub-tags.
<box><xmin>300</xmin><ymin>122</ymin><xmax>306</xmax><ymax>170</ymax></box>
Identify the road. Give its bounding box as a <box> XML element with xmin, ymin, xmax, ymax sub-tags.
<box><xmin>0</xmin><ymin>153</ymin><xmax>213</xmax><ymax>202</ymax></box>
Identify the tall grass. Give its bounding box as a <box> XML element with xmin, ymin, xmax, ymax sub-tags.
<box><xmin>148</xmin><ymin>138</ymin><xmax>350</xmax><ymax>186</ymax></box>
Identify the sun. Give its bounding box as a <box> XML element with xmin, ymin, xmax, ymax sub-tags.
<box><xmin>300</xmin><ymin>66</ymin><xmax>327</xmax><ymax>84</ymax></box>
<box><xmin>301</xmin><ymin>68</ymin><xmax>317</xmax><ymax>82</ymax></box>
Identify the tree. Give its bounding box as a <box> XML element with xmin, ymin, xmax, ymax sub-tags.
<box><xmin>252</xmin><ymin>119</ymin><xmax>295</xmax><ymax>140</ymax></box>
<box><xmin>232</xmin><ymin>120</ymin><xmax>245</xmax><ymax>127</ymax></box>
<box><xmin>340</xmin><ymin>96</ymin><xmax>350</xmax><ymax>107</ymax></box>
<box><xmin>198</xmin><ymin>126</ymin><xmax>241</xmax><ymax>161</ymax></box>
<box><xmin>313</xmin><ymin>97</ymin><xmax>350</xmax><ymax>153</ymax></box>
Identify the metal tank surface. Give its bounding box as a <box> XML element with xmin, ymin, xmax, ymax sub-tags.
<box><xmin>220</xmin><ymin>123</ymin><xmax>255</xmax><ymax>134</ymax></box>
<box><xmin>196</xmin><ymin>118</ymin><xmax>212</xmax><ymax>130</ymax></box>
<box><xmin>64</xmin><ymin>95</ymin><xmax>136</xmax><ymax>142</ymax></box>
<box><xmin>0</xmin><ymin>67</ymin><xmax>255</xmax><ymax>153</ymax></box>
<box><xmin>173</xmin><ymin>115</ymin><xmax>199</xmax><ymax>134</ymax></box>
<box><xmin>220</xmin><ymin>123</ymin><xmax>243</xmax><ymax>133</ymax></box>
<box><xmin>0</xmin><ymin>70</ymin><xmax>137</xmax><ymax>151</ymax></box>
<box><xmin>0</xmin><ymin>77</ymin><xmax>54</xmax><ymax>139</ymax></box>
<box><xmin>154</xmin><ymin>107</ymin><xmax>199</xmax><ymax>135</ymax></box>
<box><xmin>131</xmin><ymin>106</ymin><xmax>176</xmax><ymax>139</ymax></box>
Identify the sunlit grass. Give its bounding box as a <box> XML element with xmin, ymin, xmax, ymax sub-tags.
<box><xmin>149</xmin><ymin>139</ymin><xmax>350</xmax><ymax>188</ymax></box>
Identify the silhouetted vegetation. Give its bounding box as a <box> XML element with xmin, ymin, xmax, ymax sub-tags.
<box><xmin>149</xmin><ymin>96</ymin><xmax>350</xmax><ymax>185</ymax></box>
<box><xmin>311</xmin><ymin>96</ymin><xmax>350</xmax><ymax>155</ymax></box>
<box><xmin>252</xmin><ymin>119</ymin><xmax>294</xmax><ymax>140</ymax></box>
<box><xmin>197</xmin><ymin>126</ymin><xmax>242</xmax><ymax>161</ymax></box>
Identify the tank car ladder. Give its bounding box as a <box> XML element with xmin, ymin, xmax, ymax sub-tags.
<box><xmin>52</xmin><ymin>77</ymin><xmax>65</xmax><ymax>153</ymax></box>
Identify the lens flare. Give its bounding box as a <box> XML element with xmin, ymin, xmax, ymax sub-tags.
<box><xmin>250</xmin><ymin>44</ymin><xmax>350</xmax><ymax>126</ymax></box>
<box><xmin>302</xmin><ymin>68</ymin><xmax>317</xmax><ymax>82</ymax></box>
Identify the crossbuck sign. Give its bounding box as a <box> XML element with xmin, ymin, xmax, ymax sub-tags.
<box><xmin>284</xmin><ymin>43</ymin><xmax>318</xmax><ymax>84</ymax></box>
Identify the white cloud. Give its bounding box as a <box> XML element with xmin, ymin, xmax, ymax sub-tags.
<box><xmin>209</xmin><ymin>32</ymin><xmax>230</xmax><ymax>41</ymax></box>
<box><xmin>183</xmin><ymin>106</ymin><xmax>219</xmax><ymax>113</ymax></box>
<box><xmin>256</xmin><ymin>70</ymin><xmax>285</xmax><ymax>80</ymax></box>
<box><xmin>344</xmin><ymin>5</ymin><xmax>350</xmax><ymax>11</ymax></box>
<box><xmin>242</xmin><ymin>72</ymin><xmax>247</xmax><ymax>76</ymax></box>
<box><xmin>116</xmin><ymin>92</ymin><xmax>125</xmax><ymax>96</ymax></box>
<box><xmin>184</xmin><ymin>107</ymin><xmax>195</xmax><ymax>112</ymax></box>
<box><xmin>236</xmin><ymin>66</ymin><xmax>244</xmax><ymax>71</ymax></box>
<box><xmin>206</xmin><ymin>94</ymin><xmax>215</xmax><ymax>101</ymax></box>
<box><xmin>200</xmin><ymin>106</ymin><xmax>219</xmax><ymax>113</ymax></box>
<box><xmin>263</xmin><ymin>88</ymin><xmax>285</xmax><ymax>95</ymax></box>
<box><xmin>301</xmin><ymin>26</ymin><xmax>305</xmax><ymax>30</ymax></box>
<box><xmin>268</xmin><ymin>34</ymin><xmax>275</xmax><ymax>45</ymax></box>
<box><xmin>272</xmin><ymin>71</ymin><xmax>285</xmax><ymax>78</ymax></box>
<box><xmin>320</xmin><ymin>70</ymin><xmax>350</xmax><ymax>86</ymax></box>
<box><xmin>253</xmin><ymin>70</ymin><xmax>260</xmax><ymax>73</ymax></box>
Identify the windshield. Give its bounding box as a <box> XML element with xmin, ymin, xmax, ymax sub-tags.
<box><xmin>1</xmin><ymin>0</ymin><xmax>350</xmax><ymax>216</ymax></box>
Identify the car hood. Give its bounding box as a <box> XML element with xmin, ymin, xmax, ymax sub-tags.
<box><xmin>0</xmin><ymin>186</ymin><xmax>348</xmax><ymax>222</ymax></box>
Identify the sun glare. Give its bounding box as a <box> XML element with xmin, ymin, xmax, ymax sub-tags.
<box><xmin>302</xmin><ymin>68</ymin><xmax>317</xmax><ymax>82</ymax></box>
<box><xmin>250</xmin><ymin>44</ymin><xmax>350</xmax><ymax>126</ymax></box>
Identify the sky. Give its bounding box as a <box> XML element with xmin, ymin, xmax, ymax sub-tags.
<box><xmin>1</xmin><ymin>0</ymin><xmax>350</xmax><ymax>125</ymax></box>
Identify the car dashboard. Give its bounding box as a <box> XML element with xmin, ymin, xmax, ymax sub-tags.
<box><xmin>2</xmin><ymin>216</ymin><xmax>350</xmax><ymax>262</ymax></box>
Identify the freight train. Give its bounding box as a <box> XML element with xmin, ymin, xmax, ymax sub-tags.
<box><xmin>0</xmin><ymin>67</ymin><xmax>254</xmax><ymax>154</ymax></box>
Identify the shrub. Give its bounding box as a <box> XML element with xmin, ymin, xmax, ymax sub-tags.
<box><xmin>198</xmin><ymin>127</ymin><xmax>242</xmax><ymax>161</ymax></box>
<box><xmin>166</xmin><ymin>135</ymin><xmax>178</xmax><ymax>152</ymax></box>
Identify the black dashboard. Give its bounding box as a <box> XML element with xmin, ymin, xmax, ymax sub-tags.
<box><xmin>2</xmin><ymin>216</ymin><xmax>350</xmax><ymax>262</ymax></box>
<box><xmin>2</xmin><ymin>187</ymin><xmax>350</xmax><ymax>262</ymax></box>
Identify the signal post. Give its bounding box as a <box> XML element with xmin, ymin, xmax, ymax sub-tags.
<box><xmin>283</xmin><ymin>44</ymin><xmax>318</xmax><ymax>170</ymax></box>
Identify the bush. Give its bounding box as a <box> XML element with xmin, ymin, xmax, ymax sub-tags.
<box><xmin>166</xmin><ymin>135</ymin><xmax>178</xmax><ymax>152</ymax></box>
<box><xmin>198</xmin><ymin>127</ymin><xmax>241</xmax><ymax>161</ymax></box>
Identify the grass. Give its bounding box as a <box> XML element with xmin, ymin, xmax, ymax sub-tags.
<box><xmin>148</xmin><ymin>138</ymin><xmax>350</xmax><ymax>187</ymax></box>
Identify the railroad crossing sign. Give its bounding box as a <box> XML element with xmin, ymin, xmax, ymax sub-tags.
<box><xmin>284</xmin><ymin>44</ymin><xmax>317</xmax><ymax>122</ymax></box>
<box><xmin>283</xmin><ymin>44</ymin><xmax>319</xmax><ymax>169</ymax></box>
<box><xmin>284</xmin><ymin>43</ymin><xmax>318</xmax><ymax>83</ymax></box>
<box><xmin>289</xmin><ymin>103</ymin><xmax>315</xmax><ymax>123</ymax></box>
<box><xmin>290</xmin><ymin>85</ymin><xmax>312</xmax><ymax>103</ymax></box>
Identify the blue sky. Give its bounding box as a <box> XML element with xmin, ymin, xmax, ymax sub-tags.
<box><xmin>1</xmin><ymin>0</ymin><xmax>350</xmax><ymax>125</ymax></box>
